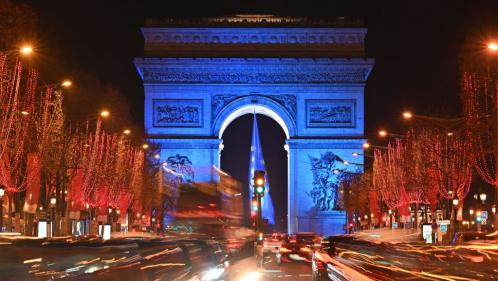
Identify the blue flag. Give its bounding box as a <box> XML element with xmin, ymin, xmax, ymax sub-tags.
<box><xmin>249</xmin><ymin>113</ymin><xmax>275</xmax><ymax>225</ymax></box>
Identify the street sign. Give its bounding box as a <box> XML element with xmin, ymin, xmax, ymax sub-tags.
<box><xmin>422</xmin><ymin>224</ymin><xmax>433</xmax><ymax>244</ymax></box>
<box><xmin>481</xmin><ymin>211</ymin><xmax>488</xmax><ymax>220</ymax></box>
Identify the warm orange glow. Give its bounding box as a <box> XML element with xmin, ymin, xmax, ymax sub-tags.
<box><xmin>362</xmin><ymin>142</ymin><xmax>370</xmax><ymax>149</ymax></box>
<box><xmin>100</xmin><ymin>110</ymin><xmax>110</xmax><ymax>118</ymax></box>
<box><xmin>123</xmin><ymin>129</ymin><xmax>131</xmax><ymax>135</ymax></box>
<box><xmin>402</xmin><ymin>111</ymin><xmax>413</xmax><ymax>119</ymax></box>
<box><xmin>19</xmin><ymin>46</ymin><xmax>33</xmax><ymax>55</ymax></box>
<box><xmin>447</xmin><ymin>132</ymin><xmax>454</xmax><ymax>136</ymax></box>
<box><xmin>279</xmin><ymin>247</ymin><xmax>292</xmax><ymax>253</ymax></box>
<box><xmin>488</xmin><ymin>42</ymin><xmax>498</xmax><ymax>52</ymax></box>
<box><xmin>61</xmin><ymin>80</ymin><xmax>72</xmax><ymax>87</ymax></box>
<box><xmin>142</xmin><ymin>144</ymin><xmax>149</xmax><ymax>149</ymax></box>
<box><xmin>378</xmin><ymin>130</ymin><xmax>387</xmax><ymax>137</ymax></box>
<box><xmin>300</xmin><ymin>247</ymin><xmax>312</xmax><ymax>252</ymax></box>
<box><xmin>256</xmin><ymin>178</ymin><xmax>264</xmax><ymax>186</ymax></box>
<box><xmin>21</xmin><ymin>111</ymin><xmax>29</xmax><ymax>116</ymax></box>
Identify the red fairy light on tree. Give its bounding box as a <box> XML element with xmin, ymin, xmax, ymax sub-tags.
<box><xmin>462</xmin><ymin>70</ymin><xmax>497</xmax><ymax>185</ymax></box>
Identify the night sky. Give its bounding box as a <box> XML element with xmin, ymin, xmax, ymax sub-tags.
<box><xmin>16</xmin><ymin>0</ymin><xmax>498</xmax><ymax>228</ymax></box>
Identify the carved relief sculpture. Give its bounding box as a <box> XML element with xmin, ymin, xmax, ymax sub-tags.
<box><xmin>306</xmin><ymin>99</ymin><xmax>356</xmax><ymax>128</ymax></box>
<box><xmin>307</xmin><ymin>152</ymin><xmax>344</xmax><ymax>211</ymax></box>
<box><xmin>153</xmin><ymin>99</ymin><xmax>203</xmax><ymax>127</ymax></box>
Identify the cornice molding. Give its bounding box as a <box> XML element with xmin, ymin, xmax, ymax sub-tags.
<box><xmin>142</xmin><ymin>27</ymin><xmax>367</xmax><ymax>46</ymax></box>
<box><xmin>134</xmin><ymin>58</ymin><xmax>374</xmax><ymax>84</ymax></box>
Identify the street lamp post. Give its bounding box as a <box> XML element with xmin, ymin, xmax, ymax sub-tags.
<box><xmin>108</xmin><ymin>206</ymin><xmax>113</xmax><ymax>225</ymax></box>
<box><xmin>0</xmin><ymin>185</ymin><xmax>5</xmax><ymax>231</ymax></box>
<box><xmin>50</xmin><ymin>195</ymin><xmax>57</xmax><ymax>237</ymax></box>
<box><xmin>452</xmin><ymin>198</ymin><xmax>459</xmax><ymax>236</ymax></box>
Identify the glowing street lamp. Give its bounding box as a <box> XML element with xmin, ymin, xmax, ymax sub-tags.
<box><xmin>488</xmin><ymin>42</ymin><xmax>498</xmax><ymax>52</ymax></box>
<box><xmin>492</xmin><ymin>205</ymin><xmax>496</xmax><ymax>214</ymax></box>
<box><xmin>452</xmin><ymin>198</ymin><xmax>459</xmax><ymax>206</ymax></box>
<box><xmin>378</xmin><ymin>130</ymin><xmax>387</xmax><ymax>137</ymax></box>
<box><xmin>50</xmin><ymin>195</ymin><xmax>57</xmax><ymax>207</ymax></box>
<box><xmin>469</xmin><ymin>208</ymin><xmax>474</xmax><ymax>215</ymax></box>
<box><xmin>402</xmin><ymin>111</ymin><xmax>413</xmax><ymax>119</ymax></box>
<box><xmin>362</xmin><ymin>142</ymin><xmax>370</xmax><ymax>149</ymax></box>
<box><xmin>19</xmin><ymin>46</ymin><xmax>33</xmax><ymax>55</ymax></box>
<box><xmin>61</xmin><ymin>80</ymin><xmax>72</xmax><ymax>87</ymax></box>
<box><xmin>21</xmin><ymin>111</ymin><xmax>29</xmax><ymax>116</ymax></box>
<box><xmin>479</xmin><ymin>193</ymin><xmax>487</xmax><ymax>203</ymax></box>
<box><xmin>100</xmin><ymin>110</ymin><xmax>110</xmax><ymax>118</ymax></box>
<box><xmin>142</xmin><ymin>144</ymin><xmax>149</xmax><ymax>149</ymax></box>
<box><xmin>123</xmin><ymin>129</ymin><xmax>131</xmax><ymax>135</ymax></box>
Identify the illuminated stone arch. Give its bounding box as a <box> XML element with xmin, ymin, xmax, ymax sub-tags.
<box><xmin>213</xmin><ymin>95</ymin><xmax>296</xmax><ymax>139</ymax></box>
<box><xmin>134</xmin><ymin>17</ymin><xmax>374</xmax><ymax>235</ymax></box>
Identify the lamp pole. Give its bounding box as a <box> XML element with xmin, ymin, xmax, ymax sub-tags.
<box><xmin>452</xmin><ymin>198</ymin><xmax>459</xmax><ymax>237</ymax></box>
<box><xmin>50</xmin><ymin>195</ymin><xmax>57</xmax><ymax>237</ymax></box>
<box><xmin>0</xmin><ymin>185</ymin><xmax>5</xmax><ymax>231</ymax></box>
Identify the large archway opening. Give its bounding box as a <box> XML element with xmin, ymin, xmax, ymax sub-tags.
<box><xmin>220</xmin><ymin>113</ymin><xmax>288</xmax><ymax>232</ymax></box>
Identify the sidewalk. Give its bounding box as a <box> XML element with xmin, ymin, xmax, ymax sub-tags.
<box><xmin>353</xmin><ymin>227</ymin><xmax>420</xmax><ymax>243</ymax></box>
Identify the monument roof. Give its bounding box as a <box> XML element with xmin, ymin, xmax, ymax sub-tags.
<box><xmin>145</xmin><ymin>14</ymin><xmax>364</xmax><ymax>28</ymax></box>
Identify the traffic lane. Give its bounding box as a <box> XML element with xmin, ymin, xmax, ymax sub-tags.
<box><xmin>264</xmin><ymin>252</ymin><xmax>312</xmax><ymax>280</ymax></box>
<box><xmin>228</xmin><ymin>252</ymin><xmax>312</xmax><ymax>281</ymax></box>
<box><xmin>335</xmin><ymin>240</ymin><xmax>498</xmax><ymax>280</ymax></box>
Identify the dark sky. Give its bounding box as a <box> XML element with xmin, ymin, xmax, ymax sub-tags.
<box><xmin>17</xmin><ymin>0</ymin><xmax>498</xmax><ymax>227</ymax></box>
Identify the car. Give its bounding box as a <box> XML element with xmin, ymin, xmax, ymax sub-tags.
<box><xmin>452</xmin><ymin>231</ymin><xmax>498</xmax><ymax>244</ymax></box>
<box><xmin>311</xmin><ymin>235</ymin><xmax>355</xmax><ymax>281</ymax></box>
<box><xmin>0</xmin><ymin>237</ymin><xmax>231</xmax><ymax>281</ymax></box>
<box><xmin>276</xmin><ymin>232</ymin><xmax>318</xmax><ymax>265</ymax></box>
<box><xmin>263</xmin><ymin>233</ymin><xmax>285</xmax><ymax>253</ymax></box>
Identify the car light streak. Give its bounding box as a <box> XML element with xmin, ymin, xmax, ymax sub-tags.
<box><xmin>144</xmin><ymin>246</ymin><xmax>182</xmax><ymax>260</ymax></box>
<box><xmin>334</xmin><ymin>241</ymin><xmax>497</xmax><ymax>281</ymax></box>
<box><xmin>23</xmin><ymin>258</ymin><xmax>42</xmax><ymax>264</ymax></box>
<box><xmin>140</xmin><ymin>263</ymin><xmax>185</xmax><ymax>270</ymax></box>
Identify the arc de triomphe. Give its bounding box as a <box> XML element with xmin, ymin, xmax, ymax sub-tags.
<box><xmin>134</xmin><ymin>15</ymin><xmax>374</xmax><ymax>235</ymax></box>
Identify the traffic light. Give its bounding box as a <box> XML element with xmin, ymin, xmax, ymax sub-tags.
<box><xmin>253</xmin><ymin>170</ymin><xmax>265</xmax><ymax>195</ymax></box>
<box><xmin>252</xmin><ymin>198</ymin><xmax>259</xmax><ymax>212</ymax></box>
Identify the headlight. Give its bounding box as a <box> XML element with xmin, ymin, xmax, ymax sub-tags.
<box><xmin>201</xmin><ymin>267</ymin><xmax>225</xmax><ymax>281</ymax></box>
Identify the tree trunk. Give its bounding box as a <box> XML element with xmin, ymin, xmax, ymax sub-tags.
<box><xmin>414</xmin><ymin>203</ymin><xmax>418</xmax><ymax>229</ymax></box>
<box><xmin>7</xmin><ymin>193</ymin><xmax>13</xmax><ymax>231</ymax></box>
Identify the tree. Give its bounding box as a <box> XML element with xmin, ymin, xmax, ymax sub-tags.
<box><xmin>460</xmin><ymin>38</ymin><xmax>498</xmax><ymax>227</ymax></box>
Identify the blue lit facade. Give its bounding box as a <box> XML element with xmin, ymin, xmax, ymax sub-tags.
<box><xmin>135</xmin><ymin>16</ymin><xmax>374</xmax><ymax>235</ymax></box>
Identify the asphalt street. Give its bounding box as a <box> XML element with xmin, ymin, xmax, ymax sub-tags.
<box><xmin>228</xmin><ymin>252</ymin><xmax>312</xmax><ymax>281</ymax></box>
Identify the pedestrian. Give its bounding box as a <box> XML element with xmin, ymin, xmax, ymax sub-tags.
<box><xmin>431</xmin><ymin>219</ymin><xmax>438</xmax><ymax>244</ymax></box>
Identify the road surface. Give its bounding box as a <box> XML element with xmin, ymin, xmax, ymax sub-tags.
<box><xmin>228</xmin><ymin>252</ymin><xmax>312</xmax><ymax>281</ymax></box>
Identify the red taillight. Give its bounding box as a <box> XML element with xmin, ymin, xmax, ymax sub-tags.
<box><xmin>300</xmin><ymin>247</ymin><xmax>312</xmax><ymax>252</ymax></box>
<box><xmin>280</xmin><ymin>247</ymin><xmax>292</xmax><ymax>253</ymax></box>
<box><xmin>290</xmin><ymin>239</ymin><xmax>296</xmax><ymax>243</ymax></box>
<box><xmin>315</xmin><ymin>260</ymin><xmax>325</xmax><ymax>270</ymax></box>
